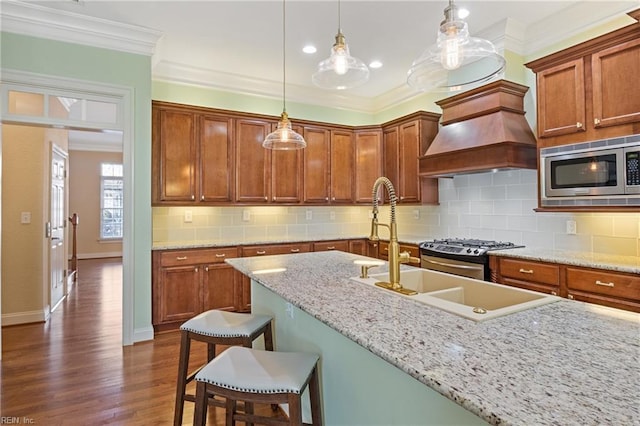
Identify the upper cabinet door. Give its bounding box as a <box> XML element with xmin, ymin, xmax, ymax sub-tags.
<box><xmin>235</xmin><ymin>118</ymin><xmax>271</xmax><ymax>203</ymax></box>
<box><xmin>271</xmin><ymin>124</ymin><xmax>303</xmax><ymax>203</ymax></box>
<box><xmin>153</xmin><ymin>107</ymin><xmax>197</xmax><ymax>202</ymax></box>
<box><xmin>536</xmin><ymin>58</ymin><xmax>586</xmax><ymax>138</ymax></box>
<box><xmin>592</xmin><ymin>38</ymin><xmax>640</xmax><ymax>129</ymax></box>
<box><xmin>398</xmin><ymin>121</ymin><xmax>421</xmax><ymax>203</ymax></box>
<box><xmin>354</xmin><ymin>129</ymin><xmax>382</xmax><ymax>204</ymax></box>
<box><xmin>303</xmin><ymin>126</ymin><xmax>331</xmax><ymax>204</ymax></box>
<box><xmin>382</xmin><ymin>126</ymin><xmax>400</xmax><ymax>203</ymax></box>
<box><xmin>200</xmin><ymin>115</ymin><xmax>234</xmax><ymax>202</ymax></box>
<box><xmin>330</xmin><ymin>130</ymin><xmax>354</xmax><ymax>203</ymax></box>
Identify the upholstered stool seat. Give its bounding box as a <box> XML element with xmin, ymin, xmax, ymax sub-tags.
<box><xmin>173</xmin><ymin>310</ymin><xmax>273</xmax><ymax>426</ymax></box>
<box><xmin>193</xmin><ymin>347</ymin><xmax>322</xmax><ymax>426</ymax></box>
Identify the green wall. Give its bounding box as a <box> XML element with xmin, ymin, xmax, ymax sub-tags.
<box><xmin>0</xmin><ymin>31</ymin><xmax>153</xmax><ymax>339</ymax></box>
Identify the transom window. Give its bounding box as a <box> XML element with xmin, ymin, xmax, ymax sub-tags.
<box><xmin>101</xmin><ymin>163</ymin><xmax>123</xmax><ymax>240</ymax></box>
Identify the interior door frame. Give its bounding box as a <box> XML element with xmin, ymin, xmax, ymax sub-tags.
<box><xmin>0</xmin><ymin>69</ymin><xmax>135</xmax><ymax>346</ymax></box>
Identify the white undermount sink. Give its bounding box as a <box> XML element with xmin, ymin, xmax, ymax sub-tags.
<box><xmin>351</xmin><ymin>268</ymin><xmax>560</xmax><ymax>321</ymax></box>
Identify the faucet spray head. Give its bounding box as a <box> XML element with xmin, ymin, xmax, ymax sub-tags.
<box><xmin>369</xmin><ymin>214</ymin><xmax>380</xmax><ymax>241</ymax></box>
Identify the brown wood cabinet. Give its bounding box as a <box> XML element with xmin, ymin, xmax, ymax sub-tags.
<box><xmin>491</xmin><ymin>257</ymin><xmax>561</xmax><ymax>296</ymax></box>
<box><xmin>313</xmin><ymin>240</ymin><xmax>350</xmax><ymax>252</ymax></box>
<box><xmin>491</xmin><ymin>255</ymin><xmax>640</xmax><ymax>313</ymax></box>
<box><xmin>382</xmin><ymin>112</ymin><xmax>440</xmax><ymax>204</ymax></box>
<box><xmin>525</xmin><ymin>9</ymin><xmax>640</xmax><ymax>147</ymax></box>
<box><xmin>152</xmin><ymin>247</ymin><xmax>242</xmax><ymax>332</ymax></box>
<box><xmin>235</xmin><ymin>118</ymin><xmax>272</xmax><ymax>203</ymax></box>
<box><xmin>353</xmin><ymin>129</ymin><xmax>382</xmax><ymax>204</ymax></box>
<box><xmin>566</xmin><ymin>266</ymin><xmax>640</xmax><ymax>312</ymax></box>
<box><xmin>152</xmin><ymin>103</ymin><xmax>234</xmax><ymax>204</ymax></box>
<box><xmin>303</xmin><ymin>126</ymin><xmax>331</xmax><ymax>203</ymax></box>
<box><xmin>330</xmin><ymin>129</ymin><xmax>355</xmax><ymax>203</ymax></box>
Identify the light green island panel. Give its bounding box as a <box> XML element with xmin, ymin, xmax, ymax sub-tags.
<box><xmin>251</xmin><ymin>282</ymin><xmax>487</xmax><ymax>425</ymax></box>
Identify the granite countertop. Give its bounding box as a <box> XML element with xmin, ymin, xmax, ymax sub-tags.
<box><xmin>490</xmin><ymin>247</ymin><xmax>640</xmax><ymax>275</ymax></box>
<box><xmin>151</xmin><ymin>234</ymin><xmax>426</xmax><ymax>250</ymax></box>
<box><xmin>226</xmin><ymin>251</ymin><xmax>640</xmax><ymax>426</ymax></box>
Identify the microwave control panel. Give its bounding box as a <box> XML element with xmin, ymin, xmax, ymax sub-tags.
<box><xmin>626</xmin><ymin>150</ymin><xmax>639</xmax><ymax>186</ymax></box>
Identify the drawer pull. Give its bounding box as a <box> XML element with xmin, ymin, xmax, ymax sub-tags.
<box><xmin>215</xmin><ymin>253</ymin><xmax>226</xmax><ymax>258</ymax></box>
<box><xmin>290</xmin><ymin>249</ymin><xmax>300</xmax><ymax>253</ymax></box>
<box><xmin>383</xmin><ymin>247</ymin><xmax>389</xmax><ymax>252</ymax></box>
<box><xmin>576</xmin><ymin>122</ymin><xmax>583</xmax><ymax>129</ymax></box>
<box><xmin>256</xmin><ymin>250</ymin><xmax>266</xmax><ymax>255</ymax></box>
<box><xmin>551</xmin><ymin>291</ymin><xmax>557</xmax><ymax>296</ymax></box>
<box><xmin>327</xmin><ymin>246</ymin><xmax>335</xmax><ymax>250</ymax></box>
<box><xmin>594</xmin><ymin>118</ymin><xmax>601</xmax><ymax>126</ymax></box>
<box><xmin>518</xmin><ymin>268</ymin><xmax>534</xmax><ymax>274</ymax></box>
<box><xmin>568</xmin><ymin>294</ymin><xmax>574</xmax><ymax>300</ymax></box>
<box><xmin>176</xmin><ymin>256</ymin><xmax>188</xmax><ymax>261</ymax></box>
<box><xmin>595</xmin><ymin>280</ymin><xmax>614</xmax><ymax>288</ymax></box>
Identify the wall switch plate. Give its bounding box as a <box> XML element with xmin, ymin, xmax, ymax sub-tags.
<box><xmin>413</xmin><ymin>209</ymin><xmax>420</xmax><ymax>220</ymax></box>
<box><xmin>285</xmin><ymin>302</ymin><xmax>294</xmax><ymax>319</ymax></box>
<box><xmin>330</xmin><ymin>211</ymin><xmax>336</xmax><ymax>220</ymax></box>
<box><xmin>21</xmin><ymin>212</ymin><xmax>31</xmax><ymax>224</ymax></box>
<box><xmin>184</xmin><ymin>210</ymin><xmax>192</xmax><ymax>223</ymax></box>
<box><xmin>306</xmin><ymin>210</ymin><xmax>312</xmax><ymax>220</ymax></box>
<box><xmin>566</xmin><ymin>220</ymin><xmax>577</xmax><ymax>235</ymax></box>
<box><xmin>242</xmin><ymin>209</ymin><xmax>251</xmax><ymax>222</ymax></box>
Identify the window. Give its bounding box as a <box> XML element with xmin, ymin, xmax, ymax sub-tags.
<box><xmin>101</xmin><ymin>163</ymin><xmax>123</xmax><ymax>239</ymax></box>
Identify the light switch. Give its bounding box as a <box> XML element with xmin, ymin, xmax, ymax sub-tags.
<box><xmin>306</xmin><ymin>210</ymin><xmax>313</xmax><ymax>220</ymax></box>
<box><xmin>566</xmin><ymin>220</ymin><xmax>577</xmax><ymax>235</ymax></box>
<box><xmin>21</xmin><ymin>212</ymin><xmax>31</xmax><ymax>224</ymax></box>
<box><xmin>184</xmin><ymin>210</ymin><xmax>193</xmax><ymax>223</ymax></box>
<box><xmin>242</xmin><ymin>209</ymin><xmax>251</xmax><ymax>222</ymax></box>
<box><xmin>413</xmin><ymin>209</ymin><xmax>420</xmax><ymax>220</ymax></box>
<box><xmin>330</xmin><ymin>211</ymin><xmax>336</xmax><ymax>220</ymax></box>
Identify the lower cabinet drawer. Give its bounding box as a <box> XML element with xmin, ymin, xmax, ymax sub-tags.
<box><xmin>160</xmin><ymin>247</ymin><xmax>238</xmax><ymax>267</ymax></box>
<box><xmin>498</xmin><ymin>258</ymin><xmax>560</xmax><ymax>286</ymax></box>
<box><xmin>313</xmin><ymin>240</ymin><xmax>349</xmax><ymax>252</ymax></box>
<box><xmin>567</xmin><ymin>267</ymin><xmax>640</xmax><ymax>300</ymax></box>
<box><xmin>242</xmin><ymin>243</ymin><xmax>312</xmax><ymax>257</ymax></box>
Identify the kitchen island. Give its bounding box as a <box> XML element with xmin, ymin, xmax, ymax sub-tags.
<box><xmin>226</xmin><ymin>251</ymin><xmax>639</xmax><ymax>425</ymax></box>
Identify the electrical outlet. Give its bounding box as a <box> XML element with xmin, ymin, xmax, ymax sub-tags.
<box><xmin>20</xmin><ymin>212</ymin><xmax>31</xmax><ymax>224</ymax></box>
<box><xmin>184</xmin><ymin>210</ymin><xmax>192</xmax><ymax>223</ymax></box>
<box><xmin>242</xmin><ymin>209</ymin><xmax>251</xmax><ymax>222</ymax></box>
<box><xmin>413</xmin><ymin>209</ymin><xmax>420</xmax><ymax>220</ymax></box>
<box><xmin>566</xmin><ymin>220</ymin><xmax>577</xmax><ymax>235</ymax></box>
<box><xmin>285</xmin><ymin>302</ymin><xmax>294</xmax><ymax>319</ymax></box>
<box><xmin>330</xmin><ymin>211</ymin><xmax>336</xmax><ymax>220</ymax></box>
<box><xmin>306</xmin><ymin>210</ymin><xmax>313</xmax><ymax>220</ymax></box>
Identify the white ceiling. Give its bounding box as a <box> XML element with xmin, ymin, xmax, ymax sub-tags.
<box><xmin>9</xmin><ymin>0</ymin><xmax>638</xmax><ymax>113</ymax></box>
<box><xmin>2</xmin><ymin>1</ymin><xmax>638</xmax><ymax>150</ymax></box>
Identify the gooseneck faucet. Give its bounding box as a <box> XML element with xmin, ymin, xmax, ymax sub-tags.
<box><xmin>369</xmin><ymin>177</ymin><xmax>418</xmax><ymax>296</ymax></box>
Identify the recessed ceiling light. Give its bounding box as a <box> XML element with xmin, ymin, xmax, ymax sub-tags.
<box><xmin>369</xmin><ymin>60</ymin><xmax>383</xmax><ymax>69</ymax></box>
<box><xmin>458</xmin><ymin>8</ymin><xmax>470</xmax><ymax>19</ymax></box>
<box><xmin>303</xmin><ymin>45</ymin><xmax>317</xmax><ymax>54</ymax></box>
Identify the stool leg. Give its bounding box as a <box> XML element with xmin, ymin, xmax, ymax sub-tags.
<box><xmin>207</xmin><ymin>342</ymin><xmax>216</xmax><ymax>362</ymax></box>
<box><xmin>174</xmin><ymin>331</ymin><xmax>191</xmax><ymax>426</ymax></box>
<box><xmin>244</xmin><ymin>401</ymin><xmax>254</xmax><ymax>426</ymax></box>
<box><xmin>225</xmin><ymin>397</ymin><xmax>236</xmax><ymax>426</ymax></box>
<box><xmin>193</xmin><ymin>381</ymin><xmax>208</xmax><ymax>426</ymax></box>
<box><xmin>309</xmin><ymin>366</ymin><xmax>323</xmax><ymax>426</ymax></box>
<box><xmin>287</xmin><ymin>394</ymin><xmax>303</xmax><ymax>426</ymax></box>
<box><xmin>264</xmin><ymin>322</ymin><xmax>274</xmax><ymax>351</ymax></box>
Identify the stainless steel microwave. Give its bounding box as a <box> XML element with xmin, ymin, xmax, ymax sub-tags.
<box><xmin>540</xmin><ymin>139</ymin><xmax>640</xmax><ymax>206</ymax></box>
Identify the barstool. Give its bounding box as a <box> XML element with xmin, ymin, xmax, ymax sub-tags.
<box><xmin>173</xmin><ymin>310</ymin><xmax>274</xmax><ymax>426</ymax></box>
<box><xmin>193</xmin><ymin>346</ymin><xmax>322</xmax><ymax>426</ymax></box>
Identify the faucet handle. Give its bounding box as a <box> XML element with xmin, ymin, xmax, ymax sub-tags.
<box><xmin>399</xmin><ymin>251</ymin><xmax>420</xmax><ymax>264</ymax></box>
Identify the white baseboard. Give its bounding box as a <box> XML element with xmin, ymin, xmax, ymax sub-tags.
<box><xmin>76</xmin><ymin>251</ymin><xmax>123</xmax><ymax>259</ymax></box>
<box><xmin>132</xmin><ymin>325</ymin><xmax>155</xmax><ymax>344</ymax></box>
<box><xmin>2</xmin><ymin>308</ymin><xmax>50</xmax><ymax>326</ymax></box>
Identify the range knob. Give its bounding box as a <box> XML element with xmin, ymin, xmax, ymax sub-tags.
<box><xmin>466</xmin><ymin>248</ymin><xmax>472</xmax><ymax>253</ymax></box>
<box><xmin>473</xmin><ymin>249</ymin><xmax>479</xmax><ymax>254</ymax></box>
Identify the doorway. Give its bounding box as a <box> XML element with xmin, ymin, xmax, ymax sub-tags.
<box><xmin>0</xmin><ymin>70</ymin><xmax>134</xmax><ymax>350</ymax></box>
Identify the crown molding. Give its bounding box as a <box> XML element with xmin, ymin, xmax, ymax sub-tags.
<box><xmin>0</xmin><ymin>0</ymin><xmax>161</xmax><ymax>56</ymax></box>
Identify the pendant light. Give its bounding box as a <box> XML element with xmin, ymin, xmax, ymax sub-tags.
<box><xmin>407</xmin><ymin>0</ymin><xmax>505</xmax><ymax>93</ymax></box>
<box><xmin>312</xmin><ymin>0</ymin><xmax>369</xmax><ymax>90</ymax></box>
<box><xmin>263</xmin><ymin>0</ymin><xmax>306</xmax><ymax>150</ymax></box>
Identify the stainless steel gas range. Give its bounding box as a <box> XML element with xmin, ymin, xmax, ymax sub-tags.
<box><xmin>419</xmin><ymin>238</ymin><xmax>523</xmax><ymax>281</ymax></box>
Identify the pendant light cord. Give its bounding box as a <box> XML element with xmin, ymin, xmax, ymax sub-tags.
<box><xmin>282</xmin><ymin>0</ymin><xmax>287</xmax><ymax>114</ymax></box>
<box><xmin>337</xmin><ymin>0</ymin><xmax>341</xmax><ymax>32</ymax></box>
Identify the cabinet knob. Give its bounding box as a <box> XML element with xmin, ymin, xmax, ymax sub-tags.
<box><xmin>576</xmin><ymin>122</ymin><xmax>583</xmax><ymax>129</ymax></box>
<box><xmin>201</xmin><ymin>195</ymin><xmax>205</xmax><ymax>201</ymax></box>
<box><xmin>205</xmin><ymin>266</ymin><xmax>209</xmax><ymax>272</ymax></box>
<box><xmin>191</xmin><ymin>195</ymin><xmax>195</xmax><ymax>200</ymax></box>
<box><xmin>273</xmin><ymin>196</ymin><xmax>277</xmax><ymax>201</ymax></box>
<box><xmin>551</xmin><ymin>291</ymin><xmax>557</xmax><ymax>296</ymax></box>
<box><xmin>332</xmin><ymin>197</ymin><xmax>336</xmax><ymax>201</ymax></box>
<box><xmin>264</xmin><ymin>196</ymin><xmax>268</xmax><ymax>201</ymax></box>
<box><xmin>400</xmin><ymin>196</ymin><xmax>404</xmax><ymax>200</ymax></box>
<box><xmin>194</xmin><ymin>267</ymin><xmax>199</xmax><ymax>273</ymax></box>
<box><xmin>568</xmin><ymin>294</ymin><xmax>574</xmax><ymax>300</ymax></box>
<box><xmin>325</xmin><ymin>197</ymin><xmax>329</xmax><ymax>201</ymax></box>
<box><xmin>594</xmin><ymin>118</ymin><xmax>601</xmax><ymax>126</ymax></box>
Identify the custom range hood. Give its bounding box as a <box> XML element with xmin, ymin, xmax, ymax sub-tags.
<box><xmin>419</xmin><ymin>80</ymin><xmax>537</xmax><ymax>177</ymax></box>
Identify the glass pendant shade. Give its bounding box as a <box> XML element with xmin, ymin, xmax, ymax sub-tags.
<box><xmin>313</xmin><ymin>31</ymin><xmax>369</xmax><ymax>90</ymax></box>
<box><xmin>407</xmin><ymin>0</ymin><xmax>505</xmax><ymax>93</ymax></box>
<box><xmin>263</xmin><ymin>111</ymin><xmax>306</xmax><ymax>150</ymax></box>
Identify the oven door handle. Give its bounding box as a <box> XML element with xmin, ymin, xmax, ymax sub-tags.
<box><xmin>422</xmin><ymin>258</ymin><xmax>484</xmax><ymax>271</ymax></box>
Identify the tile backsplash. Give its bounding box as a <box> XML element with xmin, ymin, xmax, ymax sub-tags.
<box><xmin>152</xmin><ymin>169</ymin><xmax>640</xmax><ymax>257</ymax></box>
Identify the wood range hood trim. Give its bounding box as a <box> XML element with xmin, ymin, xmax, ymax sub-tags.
<box><xmin>419</xmin><ymin>80</ymin><xmax>538</xmax><ymax>178</ymax></box>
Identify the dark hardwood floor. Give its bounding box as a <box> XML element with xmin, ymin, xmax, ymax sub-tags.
<box><xmin>1</xmin><ymin>258</ymin><xmax>282</xmax><ymax>425</ymax></box>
